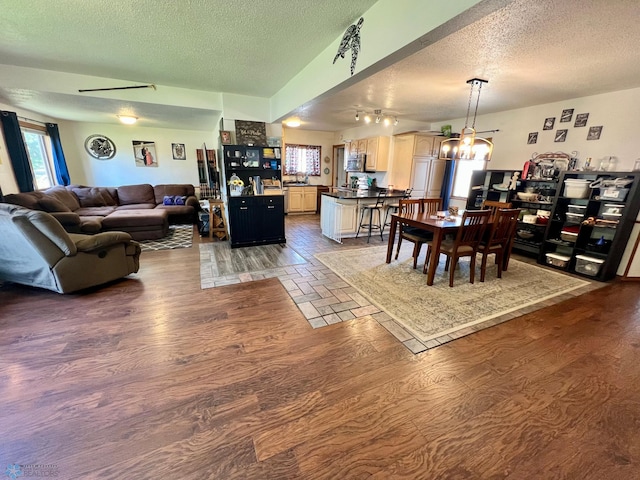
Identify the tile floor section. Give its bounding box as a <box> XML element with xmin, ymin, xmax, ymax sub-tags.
<box><xmin>200</xmin><ymin>214</ymin><xmax>601</xmax><ymax>354</ymax></box>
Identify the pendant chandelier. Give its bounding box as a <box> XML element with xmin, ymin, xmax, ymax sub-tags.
<box><xmin>440</xmin><ymin>78</ymin><xmax>493</xmax><ymax>161</ymax></box>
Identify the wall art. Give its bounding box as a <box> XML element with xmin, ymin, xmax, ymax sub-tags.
<box><xmin>587</xmin><ymin>126</ymin><xmax>603</xmax><ymax>140</ymax></box>
<box><xmin>543</xmin><ymin>117</ymin><xmax>555</xmax><ymax>130</ymax></box>
<box><xmin>554</xmin><ymin>129</ymin><xmax>568</xmax><ymax>142</ymax></box>
<box><xmin>84</xmin><ymin>134</ymin><xmax>116</xmax><ymax>160</ymax></box>
<box><xmin>172</xmin><ymin>143</ymin><xmax>186</xmax><ymax>160</ymax></box>
<box><xmin>527</xmin><ymin>132</ymin><xmax>538</xmax><ymax>144</ymax></box>
<box><xmin>132</xmin><ymin>140</ymin><xmax>158</xmax><ymax>167</ymax></box>
<box><xmin>560</xmin><ymin>109</ymin><xmax>574</xmax><ymax>122</ymax></box>
<box><xmin>234</xmin><ymin>120</ymin><xmax>267</xmax><ymax>146</ymax></box>
<box><xmin>220</xmin><ymin>131</ymin><xmax>232</xmax><ymax>145</ymax></box>
<box><xmin>574</xmin><ymin>113</ymin><xmax>589</xmax><ymax>127</ymax></box>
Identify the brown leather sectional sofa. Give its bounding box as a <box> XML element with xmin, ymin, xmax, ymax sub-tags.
<box><xmin>3</xmin><ymin>183</ymin><xmax>199</xmax><ymax>240</ymax></box>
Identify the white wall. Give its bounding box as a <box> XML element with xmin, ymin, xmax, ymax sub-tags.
<box><xmin>59</xmin><ymin>121</ymin><xmax>217</xmax><ymax>187</ymax></box>
<box><xmin>433</xmin><ymin>86</ymin><xmax>640</xmax><ymax>172</ymax></box>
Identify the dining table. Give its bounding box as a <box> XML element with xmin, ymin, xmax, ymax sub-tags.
<box><xmin>386</xmin><ymin>210</ymin><xmax>467</xmax><ymax>286</ymax></box>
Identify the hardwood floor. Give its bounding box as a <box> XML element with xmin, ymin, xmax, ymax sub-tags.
<box><xmin>1</xmin><ymin>215</ymin><xmax>640</xmax><ymax>479</ymax></box>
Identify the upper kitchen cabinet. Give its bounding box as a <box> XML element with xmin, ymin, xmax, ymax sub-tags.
<box><xmin>389</xmin><ymin>133</ymin><xmax>444</xmax><ymax>192</ymax></box>
<box><xmin>365</xmin><ymin>136</ymin><xmax>390</xmax><ymax>171</ymax></box>
<box><xmin>346</xmin><ymin>136</ymin><xmax>391</xmax><ymax>171</ymax></box>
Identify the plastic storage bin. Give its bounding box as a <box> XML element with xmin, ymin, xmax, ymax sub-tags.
<box><xmin>574</xmin><ymin>254</ymin><xmax>605</xmax><ymax>276</ymax></box>
<box><xmin>563</xmin><ymin>179</ymin><xmax>591</xmax><ymax>198</ymax></box>
<box><xmin>545</xmin><ymin>253</ymin><xmax>571</xmax><ymax>268</ymax></box>
<box><xmin>567</xmin><ymin>204</ymin><xmax>587</xmax><ymax>214</ymax></box>
<box><xmin>565</xmin><ymin>212</ymin><xmax>584</xmax><ymax>224</ymax></box>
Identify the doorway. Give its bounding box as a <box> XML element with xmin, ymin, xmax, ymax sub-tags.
<box><xmin>333</xmin><ymin>145</ymin><xmax>346</xmax><ymax>187</ymax></box>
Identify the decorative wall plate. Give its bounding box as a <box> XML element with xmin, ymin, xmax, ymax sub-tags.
<box><xmin>85</xmin><ymin>134</ymin><xmax>116</xmax><ymax>159</ymax></box>
<box><xmin>324</xmin><ymin>167</ymin><xmax>330</xmax><ymax>175</ymax></box>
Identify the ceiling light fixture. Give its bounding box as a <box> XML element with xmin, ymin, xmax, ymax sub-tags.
<box><xmin>285</xmin><ymin>117</ymin><xmax>301</xmax><ymax>127</ymax></box>
<box><xmin>117</xmin><ymin>115</ymin><xmax>138</xmax><ymax>125</ymax></box>
<box><xmin>355</xmin><ymin>109</ymin><xmax>397</xmax><ymax>127</ymax></box>
<box><xmin>440</xmin><ymin>78</ymin><xmax>493</xmax><ymax>161</ymax></box>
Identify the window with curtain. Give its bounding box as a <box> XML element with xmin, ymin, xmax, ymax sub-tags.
<box><xmin>284</xmin><ymin>144</ymin><xmax>321</xmax><ymax>176</ymax></box>
<box><xmin>20</xmin><ymin>122</ymin><xmax>55</xmax><ymax>189</ymax></box>
<box><xmin>451</xmin><ymin>158</ymin><xmax>487</xmax><ymax>198</ymax></box>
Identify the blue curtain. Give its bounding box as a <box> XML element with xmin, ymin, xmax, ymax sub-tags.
<box><xmin>45</xmin><ymin>123</ymin><xmax>71</xmax><ymax>185</ymax></box>
<box><xmin>440</xmin><ymin>159</ymin><xmax>456</xmax><ymax>210</ymax></box>
<box><xmin>0</xmin><ymin>110</ymin><xmax>34</xmax><ymax>192</ymax></box>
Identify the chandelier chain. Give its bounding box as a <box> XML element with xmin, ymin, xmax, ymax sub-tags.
<box><xmin>472</xmin><ymin>80</ymin><xmax>483</xmax><ymax>129</ymax></box>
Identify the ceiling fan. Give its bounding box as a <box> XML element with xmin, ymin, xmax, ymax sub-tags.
<box><xmin>78</xmin><ymin>84</ymin><xmax>156</xmax><ymax>93</ymax></box>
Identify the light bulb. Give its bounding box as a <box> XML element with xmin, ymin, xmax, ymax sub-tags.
<box><xmin>383</xmin><ymin>117</ymin><xmax>391</xmax><ymax>126</ymax></box>
<box><xmin>355</xmin><ymin>112</ymin><xmax>359</xmax><ymax>121</ymax></box>
<box><xmin>364</xmin><ymin>115</ymin><xmax>371</xmax><ymax>124</ymax></box>
<box><xmin>393</xmin><ymin>117</ymin><xmax>399</xmax><ymax>126</ymax></box>
<box><xmin>118</xmin><ymin>115</ymin><xmax>138</xmax><ymax>125</ymax></box>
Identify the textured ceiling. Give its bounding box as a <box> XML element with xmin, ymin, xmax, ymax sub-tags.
<box><xmin>1</xmin><ymin>0</ymin><xmax>639</xmax><ymax>132</ymax></box>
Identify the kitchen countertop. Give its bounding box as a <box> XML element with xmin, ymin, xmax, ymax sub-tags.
<box><xmin>321</xmin><ymin>188</ymin><xmax>407</xmax><ymax>200</ymax></box>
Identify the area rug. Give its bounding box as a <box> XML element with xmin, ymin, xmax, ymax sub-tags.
<box><xmin>315</xmin><ymin>246</ymin><xmax>592</xmax><ymax>344</ymax></box>
<box><xmin>138</xmin><ymin>225</ymin><xmax>193</xmax><ymax>252</ymax></box>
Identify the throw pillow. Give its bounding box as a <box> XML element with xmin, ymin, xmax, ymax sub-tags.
<box><xmin>163</xmin><ymin>195</ymin><xmax>175</xmax><ymax>205</ymax></box>
<box><xmin>38</xmin><ymin>197</ymin><xmax>71</xmax><ymax>212</ymax></box>
<box><xmin>73</xmin><ymin>187</ymin><xmax>108</xmax><ymax>207</ymax></box>
<box><xmin>174</xmin><ymin>196</ymin><xmax>187</xmax><ymax>205</ymax></box>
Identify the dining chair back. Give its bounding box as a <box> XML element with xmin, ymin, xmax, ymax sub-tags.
<box><xmin>421</xmin><ymin>198</ymin><xmax>442</xmax><ymax>215</ymax></box>
<box><xmin>482</xmin><ymin>200</ymin><xmax>512</xmax><ymax>220</ymax></box>
<box><xmin>394</xmin><ymin>198</ymin><xmax>438</xmax><ymax>269</ymax></box>
<box><xmin>478</xmin><ymin>208</ymin><xmax>521</xmax><ymax>282</ymax></box>
<box><xmin>356</xmin><ymin>188</ymin><xmax>388</xmax><ymax>243</ymax></box>
<box><xmin>423</xmin><ymin>209</ymin><xmax>491</xmax><ymax>287</ymax></box>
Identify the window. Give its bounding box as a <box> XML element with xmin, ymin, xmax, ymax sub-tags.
<box><xmin>21</xmin><ymin>124</ymin><xmax>55</xmax><ymax>190</ymax></box>
<box><xmin>452</xmin><ymin>158</ymin><xmax>487</xmax><ymax>198</ymax></box>
<box><xmin>284</xmin><ymin>144</ymin><xmax>321</xmax><ymax>176</ymax></box>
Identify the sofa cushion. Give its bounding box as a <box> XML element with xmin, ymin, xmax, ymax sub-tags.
<box><xmin>154</xmin><ymin>184</ymin><xmax>194</xmax><ymax>204</ymax></box>
<box><xmin>74</xmin><ymin>206</ymin><xmax>117</xmax><ymax>216</ymax></box>
<box><xmin>117</xmin><ymin>184</ymin><xmax>155</xmax><ymax>205</ymax></box>
<box><xmin>45</xmin><ymin>186</ymin><xmax>81</xmax><ymax>211</ymax></box>
<box><xmin>4</xmin><ymin>192</ymin><xmax>45</xmax><ymax>210</ymax></box>
<box><xmin>72</xmin><ymin>187</ymin><xmax>109</xmax><ymax>207</ymax></box>
<box><xmin>77</xmin><ymin>216</ymin><xmax>104</xmax><ymax>234</ymax></box>
<box><xmin>116</xmin><ymin>203</ymin><xmax>156</xmax><ymax>210</ymax></box>
<box><xmin>39</xmin><ymin>196</ymin><xmax>72</xmax><ymax>213</ymax></box>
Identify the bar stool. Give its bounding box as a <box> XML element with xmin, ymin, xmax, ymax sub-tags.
<box><xmin>356</xmin><ymin>189</ymin><xmax>388</xmax><ymax>243</ymax></box>
<box><xmin>384</xmin><ymin>188</ymin><xmax>412</xmax><ymax>228</ymax></box>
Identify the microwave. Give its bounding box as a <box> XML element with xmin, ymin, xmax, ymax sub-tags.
<box><xmin>345</xmin><ymin>153</ymin><xmax>366</xmax><ymax>172</ymax></box>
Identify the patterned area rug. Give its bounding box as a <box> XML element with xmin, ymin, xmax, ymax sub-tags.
<box><xmin>315</xmin><ymin>246</ymin><xmax>592</xmax><ymax>344</ymax></box>
<box><xmin>138</xmin><ymin>225</ymin><xmax>193</xmax><ymax>251</ymax></box>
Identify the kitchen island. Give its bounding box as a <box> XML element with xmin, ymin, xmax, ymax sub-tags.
<box><xmin>320</xmin><ymin>188</ymin><xmax>406</xmax><ymax>243</ymax></box>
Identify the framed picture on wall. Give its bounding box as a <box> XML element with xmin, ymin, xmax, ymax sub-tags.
<box><xmin>554</xmin><ymin>129</ymin><xmax>568</xmax><ymax>142</ymax></box>
<box><xmin>587</xmin><ymin>126</ymin><xmax>603</xmax><ymax>140</ymax></box>
<box><xmin>527</xmin><ymin>132</ymin><xmax>538</xmax><ymax>144</ymax></box>
<box><xmin>171</xmin><ymin>143</ymin><xmax>186</xmax><ymax>160</ymax></box>
<box><xmin>132</xmin><ymin>140</ymin><xmax>158</xmax><ymax>167</ymax></box>
<box><xmin>574</xmin><ymin>113</ymin><xmax>589</xmax><ymax>127</ymax></box>
<box><xmin>560</xmin><ymin>109</ymin><xmax>574</xmax><ymax>122</ymax></box>
<box><xmin>543</xmin><ymin>117</ymin><xmax>555</xmax><ymax>130</ymax></box>
<box><xmin>220</xmin><ymin>131</ymin><xmax>232</xmax><ymax>145</ymax></box>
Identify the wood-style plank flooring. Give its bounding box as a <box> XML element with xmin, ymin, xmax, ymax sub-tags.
<box><xmin>1</xmin><ymin>214</ymin><xmax>640</xmax><ymax>479</ymax></box>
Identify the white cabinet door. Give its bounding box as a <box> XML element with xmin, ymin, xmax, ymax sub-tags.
<box><xmin>426</xmin><ymin>158</ymin><xmax>447</xmax><ymax>198</ymax></box>
<box><xmin>390</xmin><ymin>134</ymin><xmax>414</xmax><ymax>189</ymax></box>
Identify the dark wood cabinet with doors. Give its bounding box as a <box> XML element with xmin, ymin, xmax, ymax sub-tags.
<box><xmin>227</xmin><ymin>196</ymin><xmax>285</xmax><ymax>248</ymax></box>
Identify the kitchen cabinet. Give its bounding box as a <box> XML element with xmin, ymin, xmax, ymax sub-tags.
<box><xmin>287</xmin><ymin>186</ymin><xmax>317</xmax><ymax>214</ymax></box>
<box><xmin>389</xmin><ymin>133</ymin><xmax>444</xmax><ymax>195</ymax></box>
<box><xmin>228</xmin><ymin>195</ymin><xmax>285</xmax><ymax>248</ymax></box>
<box><xmin>539</xmin><ymin>171</ymin><xmax>640</xmax><ymax>281</ymax></box>
<box><xmin>365</xmin><ymin>136</ymin><xmax>390</xmax><ymax>171</ymax></box>
<box><xmin>346</xmin><ymin>136</ymin><xmax>391</xmax><ymax>171</ymax></box>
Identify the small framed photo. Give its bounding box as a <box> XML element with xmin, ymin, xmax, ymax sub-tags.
<box><xmin>220</xmin><ymin>131</ymin><xmax>232</xmax><ymax>145</ymax></box>
<box><xmin>574</xmin><ymin>113</ymin><xmax>589</xmax><ymax>127</ymax></box>
<box><xmin>560</xmin><ymin>109</ymin><xmax>574</xmax><ymax>123</ymax></box>
<box><xmin>527</xmin><ymin>132</ymin><xmax>538</xmax><ymax>144</ymax></box>
<box><xmin>171</xmin><ymin>143</ymin><xmax>186</xmax><ymax>160</ymax></box>
<box><xmin>554</xmin><ymin>129</ymin><xmax>568</xmax><ymax>142</ymax></box>
<box><xmin>543</xmin><ymin>117</ymin><xmax>555</xmax><ymax>130</ymax></box>
<box><xmin>587</xmin><ymin>126</ymin><xmax>603</xmax><ymax>140</ymax></box>
<box><xmin>245</xmin><ymin>148</ymin><xmax>260</xmax><ymax>167</ymax></box>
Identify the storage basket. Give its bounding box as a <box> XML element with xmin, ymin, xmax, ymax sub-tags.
<box><xmin>564</xmin><ymin>212</ymin><xmax>584</xmax><ymax>225</ymax></box>
<box><xmin>563</xmin><ymin>179</ymin><xmax>590</xmax><ymax>199</ymax></box>
<box><xmin>600</xmin><ymin>187</ymin><xmax>629</xmax><ymax>201</ymax></box>
<box><xmin>545</xmin><ymin>253</ymin><xmax>571</xmax><ymax>268</ymax></box>
<box><xmin>574</xmin><ymin>254</ymin><xmax>604</xmax><ymax>276</ymax></box>
<box><xmin>567</xmin><ymin>204</ymin><xmax>587</xmax><ymax>214</ymax></box>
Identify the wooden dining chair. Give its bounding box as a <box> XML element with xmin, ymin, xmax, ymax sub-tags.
<box><xmin>478</xmin><ymin>208</ymin><xmax>521</xmax><ymax>282</ymax></box>
<box><xmin>384</xmin><ymin>188</ymin><xmax>412</xmax><ymax>228</ymax></box>
<box><xmin>423</xmin><ymin>209</ymin><xmax>491</xmax><ymax>287</ymax></box>
<box><xmin>393</xmin><ymin>198</ymin><xmax>440</xmax><ymax>268</ymax></box>
<box><xmin>482</xmin><ymin>200</ymin><xmax>512</xmax><ymax>220</ymax></box>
